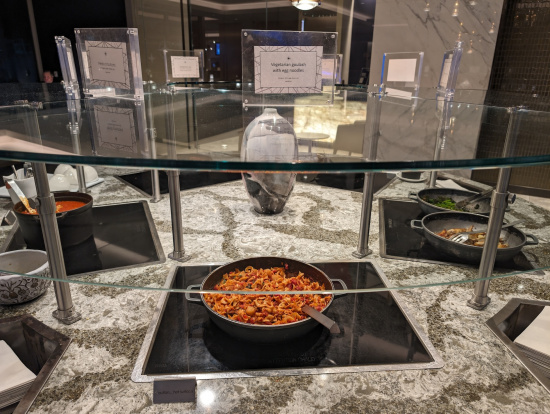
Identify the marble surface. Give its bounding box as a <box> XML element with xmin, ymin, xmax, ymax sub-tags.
<box><xmin>0</xmin><ymin>168</ymin><xmax>549</xmax><ymax>414</ymax></box>
<box><xmin>370</xmin><ymin>0</ymin><xmax>504</xmax><ymax>91</ymax></box>
<box><xmin>368</xmin><ymin>0</ymin><xmax>506</xmax><ymax>174</ymax></box>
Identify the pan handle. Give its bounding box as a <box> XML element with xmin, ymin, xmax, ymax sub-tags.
<box><xmin>408</xmin><ymin>191</ymin><xmax>418</xmax><ymax>201</ymax></box>
<box><xmin>330</xmin><ymin>278</ymin><xmax>348</xmax><ymax>297</ymax></box>
<box><xmin>184</xmin><ymin>284</ymin><xmax>203</xmax><ymax>303</ymax></box>
<box><xmin>524</xmin><ymin>233</ymin><xmax>539</xmax><ymax>246</ymax></box>
<box><xmin>410</xmin><ymin>219</ymin><xmax>424</xmax><ymax>235</ymax></box>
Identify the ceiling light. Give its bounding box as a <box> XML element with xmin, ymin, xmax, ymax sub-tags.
<box><xmin>291</xmin><ymin>0</ymin><xmax>321</xmax><ymax>11</ymax></box>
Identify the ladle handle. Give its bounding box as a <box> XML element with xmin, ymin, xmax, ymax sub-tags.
<box><xmin>302</xmin><ymin>305</ymin><xmax>340</xmax><ymax>334</ymax></box>
<box><xmin>6</xmin><ymin>180</ymin><xmax>36</xmax><ymax>214</ymax></box>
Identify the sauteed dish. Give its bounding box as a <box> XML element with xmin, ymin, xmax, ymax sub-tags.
<box><xmin>437</xmin><ymin>226</ymin><xmax>509</xmax><ymax>248</ymax></box>
<box><xmin>186</xmin><ymin>256</ymin><xmax>347</xmax><ymax>342</ymax></box>
<box><xmin>204</xmin><ymin>265</ymin><xmax>331</xmax><ymax>325</ymax></box>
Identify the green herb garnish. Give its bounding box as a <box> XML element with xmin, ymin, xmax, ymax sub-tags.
<box><xmin>422</xmin><ymin>196</ymin><xmax>465</xmax><ymax>211</ymax></box>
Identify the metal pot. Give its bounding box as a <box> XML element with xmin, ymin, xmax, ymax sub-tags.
<box><xmin>185</xmin><ymin>257</ymin><xmax>347</xmax><ymax>343</ymax></box>
<box><xmin>408</xmin><ymin>188</ymin><xmax>491</xmax><ymax>215</ymax></box>
<box><xmin>410</xmin><ymin>212</ymin><xmax>538</xmax><ymax>264</ymax></box>
<box><xmin>13</xmin><ymin>191</ymin><xmax>94</xmax><ymax>250</ymax></box>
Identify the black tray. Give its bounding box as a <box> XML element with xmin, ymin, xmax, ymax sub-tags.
<box><xmin>379</xmin><ymin>198</ymin><xmax>538</xmax><ymax>271</ymax></box>
<box><xmin>132</xmin><ymin>261</ymin><xmax>443</xmax><ymax>381</ymax></box>
<box><xmin>1</xmin><ymin>201</ymin><xmax>165</xmax><ymax>277</ymax></box>
<box><xmin>115</xmin><ymin>171</ymin><xmax>241</xmax><ymax>197</ymax></box>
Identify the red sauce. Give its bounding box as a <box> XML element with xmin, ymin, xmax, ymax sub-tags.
<box><xmin>20</xmin><ymin>200</ymin><xmax>87</xmax><ymax>215</ymax></box>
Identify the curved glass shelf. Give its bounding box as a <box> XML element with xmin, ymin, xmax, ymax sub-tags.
<box><xmin>0</xmin><ymin>83</ymin><xmax>549</xmax><ymax>295</ymax></box>
<box><xmin>0</xmin><ymin>85</ymin><xmax>549</xmax><ymax>172</ymax></box>
<box><xmin>0</xmin><ymin>265</ymin><xmax>547</xmax><ymax>294</ymax></box>
<box><xmin>0</xmin><ymin>170</ymin><xmax>548</xmax><ymax>292</ymax></box>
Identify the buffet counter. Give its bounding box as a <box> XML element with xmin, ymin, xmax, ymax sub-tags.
<box><xmin>1</xmin><ymin>169</ymin><xmax>550</xmax><ymax>413</ymax></box>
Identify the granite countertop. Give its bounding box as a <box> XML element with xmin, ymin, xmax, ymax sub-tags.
<box><xmin>1</xmin><ymin>169</ymin><xmax>550</xmax><ymax>414</ymax></box>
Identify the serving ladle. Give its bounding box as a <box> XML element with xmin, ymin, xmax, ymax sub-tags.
<box><xmin>5</xmin><ymin>179</ymin><xmax>37</xmax><ymax>214</ymax></box>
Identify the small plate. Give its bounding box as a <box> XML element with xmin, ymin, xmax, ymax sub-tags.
<box><xmin>0</xmin><ymin>176</ymin><xmax>104</xmax><ymax>198</ymax></box>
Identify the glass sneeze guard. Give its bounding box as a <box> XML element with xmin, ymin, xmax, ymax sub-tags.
<box><xmin>0</xmin><ymin>84</ymin><xmax>549</xmax><ymax>294</ymax></box>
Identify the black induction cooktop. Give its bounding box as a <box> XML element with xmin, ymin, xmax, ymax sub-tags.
<box><xmin>1</xmin><ymin>201</ymin><xmax>165</xmax><ymax>277</ymax></box>
<box><xmin>115</xmin><ymin>170</ymin><xmax>241</xmax><ymax>197</ymax></box>
<box><xmin>379</xmin><ymin>198</ymin><xmax>537</xmax><ymax>271</ymax></box>
<box><xmin>132</xmin><ymin>261</ymin><xmax>442</xmax><ymax>381</ymax></box>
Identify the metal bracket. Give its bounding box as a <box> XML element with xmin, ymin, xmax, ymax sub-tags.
<box><xmin>52</xmin><ymin>307</ymin><xmax>82</xmax><ymax>325</ymax></box>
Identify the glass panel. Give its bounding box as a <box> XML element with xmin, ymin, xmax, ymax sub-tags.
<box><xmin>1</xmin><ymin>86</ymin><xmax>550</xmax><ymax>171</ymax></box>
<box><xmin>0</xmin><ymin>163</ymin><xmax>548</xmax><ymax>292</ymax></box>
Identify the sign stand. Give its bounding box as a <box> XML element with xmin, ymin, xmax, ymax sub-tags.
<box><xmin>241</xmin><ymin>30</ymin><xmax>337</xmax><ymax>108</ymax></box>
<box><xmin>354</xmin><ymin>51</ymin><xmax>423</xmax><ymax>258</ymax></box>
<box><xmin>160</xmin><ymin>49</ymin><xmax>207</xmax><ymax>259</ymax></box>
<box><xmin>428</xmin><ymin>40</ymin><xmax>464</xmax><ymax>187</ymax></box>
<box><xmin>55</xmin><ymin>36</ymin><xmax>86</xmax><ymax>193</ymax></box>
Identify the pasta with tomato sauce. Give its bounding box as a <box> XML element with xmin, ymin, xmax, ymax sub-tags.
<box><xmin>203</xmin><ymin>265</ymin><xmax>331</xmax><ymax>325</ymax></box>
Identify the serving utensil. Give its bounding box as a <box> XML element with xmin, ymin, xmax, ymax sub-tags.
<box><xmin>454</xmin><ymin>188</ymin><xmax>493</xmax><ymax>209</ymax></box>
<box><xmin>5</xmin><ymin>180</ymin><xmax>36</xmax><ymax>214</ymax></box>
<box><xmin>449</xmin><ymin>219</ymin><xmax>525</xmax><ymax>243</ymax></box>
<box><xmin>302</xmin><ymin>305</ymin><xmax>340</xmax><ymax>334</ymax></box>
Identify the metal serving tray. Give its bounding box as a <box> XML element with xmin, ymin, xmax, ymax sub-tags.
<box><xmin>0</xmin><ymin>315</ymin><xmax>71</xmax><ymax>414</ymax></box>
<box><xmin>486</xmin><ymin>298</ymin><xmax>550</xmax><ymax>393</ymax></box>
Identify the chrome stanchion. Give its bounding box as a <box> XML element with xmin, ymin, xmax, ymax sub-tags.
<box><xmin>75</xmin><ymin>165</ymin><xmax>87</xmax><ymax>193</ymax></box>
<box><xmin>164</xmin><ymin>90</ymin><xmax>188</xmax><ymax>261</ymax></box>
<box><xmin>467</xmin><ymin>107</ymin><xmax>522</xmax><ymax>310</ymax></box>
<box><xmin>145</xmin><ymin>81</ymin><xmax>162</xmax><ymax>203</ymax></box>
<box><xmin>353</xmin><ymin>86</ymin><xmax>384</xmax><ymax>258</ymax></box>
<box><xmin>32</xmin><ymin>162</ymin><xmax>81</xmax><ymax>324</ymax></box>
<box><xmin>428</xmin><ymin>97</ymin><xmax>451</xmax><ymax>188</ymax></box>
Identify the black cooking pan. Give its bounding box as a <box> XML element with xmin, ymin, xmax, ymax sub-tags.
<box><xmin>408</xmin><ymin>188</ymin><xmax>491</xmax><ymax>215</ymax></box>
<box><xmin>410</xmin><ymin>212</ymin><xmax>538</xmax><ymax>264</ymax></box>
<box><xmin>13</xmin><ymin>191</ymin><xmax>94</xmax><ymax>250</ymax></box>
<box><xmin>185</xmin><ymin>257</ymin><xmax>347</xmax><ymax>343</ymax></box>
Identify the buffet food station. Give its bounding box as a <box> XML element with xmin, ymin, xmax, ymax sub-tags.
<box><xmin>0</xmin><ymin>81</ymin><xmax>549</xmax><ymax>413</ymax></box>
<box><xmin>0</xmin><ymin>24</ymin><xmax>549</xmax><ymax>411</ymax></box>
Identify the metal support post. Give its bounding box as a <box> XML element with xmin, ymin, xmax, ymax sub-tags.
<box><xmin>145</xmin><ymin>81</ymin><xmax>162</xmax><ymax>203</ymax></box>
<box><xmin>428</xmin><ymin>99</ymin><xmax>451</xmax><ymax>188</ymax></box>
<box><xmin>165</xmin><ymin>90</ymin><xmax>188</xmax><ymax>261</ymax></box>
<box><xmin>76</xmin><ymin>165</ymin><xmax>87</xmax><ymax>193</ymax></box>
<box><xmin>68</xmin><ymin>110</ymin><xmax>86</xmax><ymax>193</ymax></box>
<box><xmin>467</xmin><ymin>108</ymin><xmax>523</xmax><ymax>310</ymax></box>
<box><xmin>167</xmin><ymin>170</ymin><xmax>186</xmax><ymax>260</ymax></box>
<box><xmin>353</xmin><ymin>86</ymin><xmax>384</xmax><ymax>258</ymax></box>
<box><xmin>32</xmin><ymin>162</ymin><xmax>81</xmax><ymax>324</ymax></box>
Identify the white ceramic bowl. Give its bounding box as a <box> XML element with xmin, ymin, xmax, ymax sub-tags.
<box><xmin>54</xmin><ymin>164</ymin><xmax>74</xmax><ymax>176</ymax></box>
<box><xmin>0</xmin><ymin>250</ymin><xmax>51</xmax><ymax>305</ymax></box>
<box><xmin>83</xmin><ymin>165</ymin><xmax>98</xmax><ymax>183</ymax></box>
<box><xmin>48</xmin><ymin>174</ymin><xmax>71</xmax><ymax>192</ymax></box>
<box><xmin>63</xmin><ymin>167</ymin><xmax>78</xmax><ymax>188</ymax></box>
